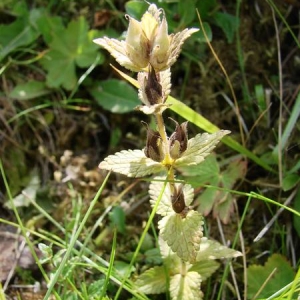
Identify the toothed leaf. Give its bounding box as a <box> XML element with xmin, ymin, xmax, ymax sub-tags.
<box><xmin>99</xmin><ymin>149</ymin><xmax>164</xmax><ymax>177</ymax></box>
<box><xmin>170</xmin><ymin>271</ymin><xmax>203</xmax><ymax>300</ymax></box>
<box><xmin>174</xmin><ymin>130</ymin><xmax>230</xmax><ymax>169</ymax></box>
<box><xmin>159</xmin><ymin>210</ymin><xmax>203</xmax><ymax>263</ymax></box>
<box><xmin>196</xmin><ymin>237</ymin><xmax>242</xmax><ymax>261</ymax></box>
<box><xmin>135</xmin><ymin>266</ymin><xmax>167</xmax><ymax>294</ymax></box>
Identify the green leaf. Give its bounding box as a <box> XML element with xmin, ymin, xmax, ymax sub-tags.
<box><xmin>91</xmin><ymin>79</ymin><xmax>140</xmax><ymax>113</ymax></box>
<box><xmin>247</xmin><ymin>254</ymin><xmax>295</xmax><ymax>299</ymax></box>
<box><xmin>135</xmin><ymin>266</ymin><xmax>167</xmax><ymax>294</ymax></box>
<box><xmin>196</xmin><ymin>0</ymin><xmax>217</xmax><ymax>20</ymax></box>
<box><xmin>191</xmin><ymin>22</ymin><xmax>212</xmax><ymax>43</ymax></box>
<box><xmin>159</xmin><ymin>210</ymin><xmax>203</xmax><ymax>263</ymax></box>
<box><xmin>185</xmin><ymin>156</ymin><xmax>247</xmax><ymax>223</ymax></box>
<box><xmin>36</xmin><ymin>14</ymin><xmax>64</xmax><ymax>44</ymax></box>
<box><xmin>125</xmin><ymin>1</ymin><xmax>149</xmax><ymax>19</ymax></box>
<box><xmin>213</xmin><ymin>12</ymin><xmax>239</xmax><ymax>43</ymax></box>
<box><xmin>109</xmin><ymin>206</ymin><xmax>126</xmax><ymax>234</ymax></box>
<box><xmin>282</xmin><ymin>173</ymin><xmax>300</xmax><ymax>191</ymax></box>
<box><xmin>170</xmin><ymin>271</ymin><xmax>203</xmax><ymax>300</ymax></box>
<box><xmin>293</xmin><ymin>189</ymin><xmax>300</xmax><ymax>237</ymax></box>
<box><xmin>9</xmin><ymin>80</ymin><xmax>50</xmax><ymax>100</ymax></box>
<box><xmin>40</xmin><ymin>17</ymin><xmax>100</xmax><ymax>90</ymax></box>
<box><xmin>178</xmin><ymin>0</ymin><xmax>197</xmax><ymax>26</ymax></box>
<box><xmin>144</xmin><ymin>248</ymin><xmax>163</xmax><ymax>265</ymax></box>
<box><xmin>0</xmin><ymin>9</ymin><xmax>41</xmax><ymax>61</ymax></box>
<box><xmin>99</xmin><ymin>149</ymin><xmax>164</xmax><ymax>177</ymax></box>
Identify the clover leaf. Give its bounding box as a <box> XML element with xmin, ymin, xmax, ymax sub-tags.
<box><xmin>40</xmin><ymin>17</ymin><xmax>102</xmax><ymax>90</ymax></box>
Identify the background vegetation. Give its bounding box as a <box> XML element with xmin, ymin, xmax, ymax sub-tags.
<box><xmin>0</xmin><ymin>0</ymin><xmax>299</xmax><ymax>299</ymax></box>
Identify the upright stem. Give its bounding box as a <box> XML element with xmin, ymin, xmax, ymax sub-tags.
<box><xmin>154</xmin><ymin>111</ymin><xmax>176</xmax><ymax>195</ymax></box>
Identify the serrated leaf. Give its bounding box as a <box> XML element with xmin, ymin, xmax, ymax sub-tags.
<box><xmin>174</xmin><ymin>130</ymin><xmax>230</xmax><ymax>170</ymax></box>
<box><xmin>189</xmin><ymin>260</ymin><xmax>220</xmax><ymax>281</ymax></box>
<box><xmin>40</xmin><ymin>17</ymin><xmax>100</xmax><ymax>90</ymax></box>
<box><xmin>135</xmin><ymin>266</ymin><xmax>167</xmax><ymax>294</ymax></box>
<box><xmin>170</xmin><ymin>271</ymin><xmax>203</xmax><ymax>300</ymax></box>
<box><xmin>91</xmin><ymin>79</ymin><xmax>140</xmax><ymax>113</ymax></box>
<box><xmin>247</xmin><ymin>254</ymin><xmax>295</xmax><ymax>299</ymax></box>
<box><xmin>149</xmin><ymin>178</ymin><xmax>194</xmax><ymax>216</ymax></box>
<box><xmin>9</xmin><ymin>80</ymin><xmax>50</xmax><ymax>100</ymax></box>
<box><xmin>159</xmin><ymin>210</ymin><xmax>203</xmax><ymax>263</ymax></box>
<box><xmin>99</xmin><ymin>149</ymin><xmax>164</xmax><ymax>177</ymax></box>
<box><xmin>196</xmin><ymin>237</ymin><xmax>242</xmax><ymax>261</ymax></box>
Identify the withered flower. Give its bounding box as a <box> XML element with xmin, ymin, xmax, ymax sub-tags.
<box><xmin>143</xmin><ymin>122</ymin><xmax>165</xmax><ymax>162</ymax></box>
<box><xmin>144</xmin><ymin>65</ymin><xmax>163</xmax><ymax>106</ymax></box>
<box><xmin>169</xmin><ymin>119</ymin><xmax>188</xmax><ymax>159</ymax></box>
<box><xmin>93</xmin><ymin>4</ymin><xmax>199</xmax><ymax>72</ymax></box>
<box><xmin>137</xmin><ymin>67</ymin><xmax>171</xmax><ymax>114</ymax></box>
<box><xmin>171</xmin><ymin>184</ymin><xmax>186</xmax><ymax>214</ymax></box>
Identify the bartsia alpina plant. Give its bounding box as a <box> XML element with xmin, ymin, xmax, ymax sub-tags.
<box><xmin>94</xmin><ymin>3</ymin><xmax>241</xmax><ymax>299</ymax></box>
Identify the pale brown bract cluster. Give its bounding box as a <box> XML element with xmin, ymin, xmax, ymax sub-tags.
<box><xmin>93</xmin><ymin>4</ymin><xmax>199</xmax><ymax>73</ymax></box>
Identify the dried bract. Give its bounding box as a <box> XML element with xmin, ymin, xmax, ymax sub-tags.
<box><xmin>93</xmin><ymin>4</ymin><xmax>198</xmax><ymax>72</ymax></box>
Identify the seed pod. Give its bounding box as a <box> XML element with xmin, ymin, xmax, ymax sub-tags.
<box><xmin>169</xmin><ymin>119</ymin><xmax>188</xmax><ymax>159</ymax></box>
<box><xmin>144</xmin><ymin>65</ymin><xmax>163</xmax><ymax>105</ymax></box>
<box><xmin>143</xmin><ymin>122</ymin><xmax>165</xmax><ymax>162</ymax></box>
<box><xmin>171</xmin><ymin>184</ymin><xmax>186</xmax><ymax>214</ymax></box>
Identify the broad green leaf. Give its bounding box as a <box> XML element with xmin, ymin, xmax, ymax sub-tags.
<box><xmin>135</xmin><ymin>266</ymin><xmax>167</xmax><ymax>294</ymax></box>
<box><xmin>212</xmin><ymin>159</ymin><xmax>247</xmax><ymax>223</ymax></box>
<box><xmin>247</xmin><ymin>254</ymin><xmax>295</xmax><ymax>299</ymax></box>
<box><xmin>0</xmin><ymin>9</ymin><xmax>41</xmax><ymax>61</ymax></box>
<box><xmin>213</xmin><ymin>12</ymin><xmax>239</xmax><ymax>43</ymax></box>
<box><xmin>99</xmin><ymin>149</ymin><xmax>164</xmax><ymax>177</ymax></box>
<box><xmin>9</xmin><ymin>80</ymin><xmax>50</xmax><ymax>100</ymax></box>
<box><xmin>144</xmin><ymin>248</ymin><xmax>162</xmax><ymax>265</ymax></box>
<box><xmin>193</xmin><ymin>22</ymin><xmax>212</xmax><ymax>43</ymax></box>
<box><xmin>174</xmin><ymin>130</ymin><xmax>231</xmax><ymax>169</ymax></box>
<box><xmin>196</xmin><ymin>0</ymin><xmax>217</xmax><ymax>20</ymax></box>
<box><xmin>178</xmin><ymin>0</ymin><xmax>196</xmax><ymax>26</ymax></box>
<box><xmin>91</xmin><ymin>79</ymin><xmax>140</xmax><ymax>113</ymax></box>
<box><xmin>282</xmin><ymin>173</ymin><xmax>300</xmax><ymax>191</ymax></box>
<box><xmin>109</xmin><ymin>206</ymin><xmax>126</xmax><ymax>234</ymax></box>
<box><xmin>185</xmin><ymin>156</ymin><xmax>247</xmax><ymax>223</ymax></box>
<box><xmin>36</xmin><ymin>14</ymin><xmax>64</xmax><ymax>44</ymax></box>
<box><xmin>125</xmin><ymin>1</ymin><xmax>149</xmax><ymax>19</ymax></box>
<box><xmin>40</xmin><ymin>17</ymin><xmax>100</xmax><ymax>90</ymax></box>
<box><xmin>159</xmin><ymin>210</ymin><xmax>203</xmax><ymax>263</ymax></box>
<box><xmin>149</xmin><ymin>178</ymin><xmax>194</xmax><ymax>216</ymax></box>
<box><xmin>170</xmin><ymin>271</ymin><xmax>203</xmax><ymax>300</ymax></box>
